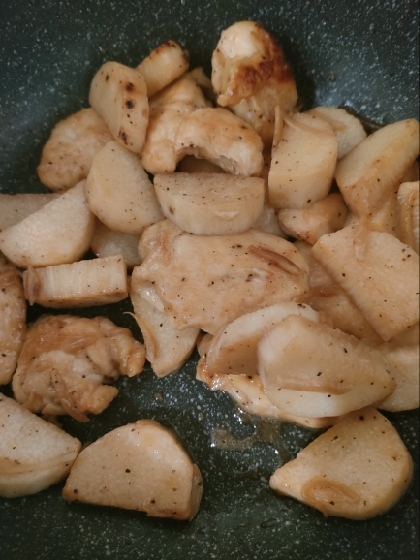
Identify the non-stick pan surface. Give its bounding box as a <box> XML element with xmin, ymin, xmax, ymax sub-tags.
<box><xmin>0</xmin><ymin>1</ymin><xmax>418</xmax><ymax>559</ymax></box>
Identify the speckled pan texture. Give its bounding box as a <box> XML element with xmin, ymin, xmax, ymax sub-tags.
<box><xmin>0</xmin><ymin>1</ymin><xmax>418</xmax><ymax>559</ymax></box>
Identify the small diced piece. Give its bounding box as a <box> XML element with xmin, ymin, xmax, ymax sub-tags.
<box><xmin>269</xmin><ymin>407</ymin><xmax>414</xmax><ymax>519</ymax></box>
<box><xmin>397</xmin><ymin>180</ymin><xmax>419</xmax><ymax>253</ymax></box>
<box><xmin>278</xmin><ymin>193</ymin><xmax>348</xmax><ymax>244</ymax></box>
<box><xmin>23</xmin><ymin>255</ymin><xmax>128</xmax><ymax>308</ymax></box>
<box><xmin>91</xmin><ymin>221</ymin><xmax>141</xmax><ymax>267</ymax></box>
<box><xmin>137</xmin><ymin>40</ymin><xmax>189</xmax><ymax>97</ymax></box>
<box><xmin>378</xmin><ymin>344</ymin><xmax>419</xmax><ymax>412</ymax></box>
<box><xmin>0</xmin><ymin>394</ymin><xmax>81</xmax><ymax>498</ymax></box>
<box><xmin>130</xmin><ymin>271</ymin><xmax>199</xmax><ymax>377</ymax></box>
<box><xmin>259</xmin><ymin>315</ymin><xmax>395</xmax><ymax>418</ymax></box>
<box><xmin>84</xmin><ymin>141</ymin><xmax>163</xmax><ymax>234</ymax></box>
<box><xmin>312</xmin><ymin>225</ymin><xmax>420</xmax><ymax>341</ymax></box>
<box><xmin>0</xmin><ymin>182</ymin><xmax>95</xmax><ymax>268</ymax></box>
<box><xmin>63</xmin><ymin>419</ymin><xmax>203</xmax><ymax>520</ymax></box>
<box><xmin>268</xmin><ymin>113</ymin><xmax>337</xmax><ymax>209</ymax></box>
<box><xmin>0</xmin><ymin>193</ymin><xmax>58</xmax><ymax>231</ymax></box>
<box><xmin>37</xmin><ymin>108</ymin><xmax>113</xmax><ymax>192</ymax></box>
<box><xmin>89</xmin><ymin>62</ymin><xmax>148</xmax><ymax>153</ymax></box>
<box><xmin>153</xmin><ymin>172</ymin><xmax>265</xmax><ymax>235</ymax></box>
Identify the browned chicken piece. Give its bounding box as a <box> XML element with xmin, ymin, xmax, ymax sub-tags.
<box><xmin>0</xmin><ymin>256</ymin><xmax>26</xmax><ymax>385</ymax></box>
<box><xmin>37</xmin><ymin>108</ymin><xmax>113</xmax><ymax>192</ymax></box>
<box><xmin>13</xmin><ymin>315</ymin><xmax>145</xmax><ymax>421</ymax></box>
<box><xmin>134</xmin><ymin>220</ymin><xmax>308</xmax><ymax>333</ymax></box>
<box><xmin>211</xmin><ymin>21</ymin><xmax>297</xmax><ymax>144</ymax></box>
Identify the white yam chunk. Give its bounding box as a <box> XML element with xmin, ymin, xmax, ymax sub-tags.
<box><xmin>91</xmin><ymin>221</ymin><xmax>141</xmax><ymax>267</ymax></box>
<box><xmin>137</xmin><ymin>40</ymin><xmax>189</xmax><ymax>97</ymax></box>
<box><xmin>269</xmin><ymin>407</ymin><xmax>413</xmax><ymax>519</ymax></box>
<box><xmin>89</xmin><ymin>62</ymin><xmax>148</xmax><ymax>153</ymax></box>
<box><xmin>268</xmin><ymin>113</ymin><xmax>337</xmax><ymax>209</ymax></box>
<box><xmin>84</xmin><ymin>141</ymin><xmax>163</xmax><ymax>234</ymax></box>
<box><xmin>174</xmin><ymin>108</ymin><xmax>264</xmax><ymax>177</ymax></box>
<box><xmin>0</xmin><ymin>193</ymin><xmax>58</xmax><ymax>231</ymax></box>
<box><xmin>153</xmin><ymin>172</ymin><xmax>265</xmax><ymax>234</ymax></box>
<box><xmin>130</xmin><ymin>271</ymin><xmax>199</xmax><ymax>377</ymax></box>
<box><xmin>259</xmin><ymin>315</ymin><xmax>395</xmax><ymax>418</ymax></box>
<box><xmin>0</xmin><ymin>182</ymin><xmax>94</xmax><ymax>268</ymax></box>
<box><xmin>312</xmin><ymin>225</ymin><xmax>420</xmax><ymax>340</ymax></box>
<box><xmin>278</xmin><ymin>193</ymin><xmax>348</xmax><ymax>244</ymax></box>
<box><xmin>306</xmin><ymin>107</ymin><xmax>367</xmax><ymax>159</ymax></box>
<box><xmin>251</xmin><ymin>204</ymin><xmax>285</xmax><ymax>237</ymax></box>
<box><xmin>398</xmin><ymin>180</ymin><xmax>419</xmax><ymax>253</ymax></box>
<box><xmin>23</xmin><ymin>255</ymin><xmax>128</xmax><ymax>308</ymax></box>
<box><xmin>37</xmin><ymin>108</ymin><xmax>113</xmax><ymax>192</ymax></box>
<box><xmin>378</xmin><ymin>344</ymin><xmax>419</xmax><ymax>412</ymax></box>
<box><xmin>0</xmin><ymin>394</ymin><xmax>81</xmax><ymax>498</ymax></box>
<box><xmin>63</xmin><ymin>419</ymin><xmax>203</xmax><ymax>520</ymax></box>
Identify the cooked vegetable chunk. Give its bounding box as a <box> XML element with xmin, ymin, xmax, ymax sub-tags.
<box><xmin>91</xmin><ymin>221</ymin><xmax>141</xmax><ymax>267</ymax></box>
<box><xmin>378</xmin><ymin>343</ymin><xmax>419</xmax><ymax>412</ymax></box>
<box><xmin>0</xmin><ymin>193</ymin><xmax>58</xmax><ymax>231</ymax></box>
<box><xmin>397</xmin><ymin>180</ymin><xmax>419</xmax><ymax>253</ymax></box>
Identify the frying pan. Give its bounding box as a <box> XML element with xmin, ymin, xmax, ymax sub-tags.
<box><xmin>0</xmin><ymin>1</ymin><xmax>418</xmax><ymax>559</ymax></box>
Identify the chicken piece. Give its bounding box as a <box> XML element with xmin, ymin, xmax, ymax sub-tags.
<box><xmin>378</xmin><ymin>343</ymin><xmax>419</xmax><ymax>412</ymax></box>
<box><xmin>0</xmin><ymin>257</ymin><xmax>26</xmax><ymax>385</ymax></box>
<box><xmin>13</xmin><ymin>315</ymin><xmax>145</xmax><ymax>421</ymax></box>
<box><xmin>140</xmin><ymin>71</ymin><xmax>210</xmax><ymax>174</ymax></box>
<box><xmin>269</xmin><ymin>407</ymin><xmax>414</xmax><ymax>519</ymax></box>
<box><xmin>134</xmin><ymin>221</ymin><xmax>308</xmax><ymax>333</ymax></box>
<box><xmin>37</xmin><ymin>108</ymin><xmax>113</xmax><ymax>192</ymax></box>
<box><xmin>0</xmin><ymin>193</ymin><xmax>58</xmax><ymax>231</ymax></box>
<box><xmin>0</xmin><ymin>394</ymin><xmax>81</xmax><ymax>498</ymax></box>
<box><xmin>174</xmin><ymin>108</ymin><xmax>264</xmax><ymax>177</ymax></box>
<box><xmin>397</xmin><ymin>180</ymin><xmax>419</xmax><ymax>253</ymax></box>
<box><xmin>91</xmin><ymin>221</ymin><xmax>141</xmax><ymax>267</ymax></box>
<box><xmin>211</xmin><ymin>21</ymin><xmax>297</xmax><ymax>144</ymax></box>
<box><xmin>137</xmin><ymin>40</ymin><xmax>190</xmax><ymax>97</ymax></box>
<box><xmin>63</xmin><ymin>419</ymin><xmax>203</xmax><ymax>520</ymax></box>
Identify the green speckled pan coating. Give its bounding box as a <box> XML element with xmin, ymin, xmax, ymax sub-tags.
<box><xmin>0</xmin><ymin>1</ymin><xmax>418</xmax><ymax>559</ymax></box>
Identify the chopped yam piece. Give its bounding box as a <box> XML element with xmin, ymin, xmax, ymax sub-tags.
<box><xmin>89</xmin><ymin>61</ymin><xmax>148</xmax><ymax>153</ymax></box>
<box><xmin>153</xmin><ymin>172</ymin><xmax>265</xmax><ymax>234</ymax></box>
<box><xmin>63</xmin><ymin>419</ymin><xmax>203</xmax><ymax>520</ymax></box>
<box><xmin>91</xmin><ymin>221</ymin><xmax>141</xmax><ymax>267</ymax></box>
<box><xmin>312</xmin><ymin>225</ymin><xmax>420</xmax><ymax>341</ymax></box>
<box><xmin>130</xmin><ymin>272</ymin><xmax>199</xmax><ymax>377</ymax></box>
<box><xmin>278</xmin><ymin>193</ymin><xmax>348</xmax><ymax>244</ymax></box>
<box><xmin>0</xmin><ymin>193</ymin><xmax>58</xmax><ymax>231</ymax></box>
<box><xmin>0</xmin><ymin>257</ymin><xmax>26</xmax><ymax>385</ymax></box>
<box><xmin>37</xmin><ymin>108</ymin><xmax>113</xmax><ymax>192</ymax></box>
<box><xmin>84</xmin><ymin>141</ymin><xmax>163</xmax><ymax>234</ymax></box>
<box><xmin>268</xmin><ymin>113</ymin><xmax>337</xmax><ymax>208</ymax></box>
<box><xmin>378</xmin><ymin>344</ymin><xmax>419</xmax><ymax>412</ymax></box>
<box><xmin>0</xmin><ymin>394</ymin><xmax>81</xmax><ymax>498</ymax></box>
<box><xmin>397</xmin><ymin>181</ymin><xmax>419</xmax><ymax>253</ymax></box>
<box><xmin>0</xmin><ymin>182</ymin><xmax>95</xmax><ymax>268</ymax></box>
<box><xmin>137</xmin><ymin>40</ymin><xmax>189</xmax><ymax>97</ymax></box>
<box><xmin>252</xmin><ymin>204</ymin><xmax>285</xmax><ymax>237</ymax></box>
<box><xmin>269</xmin><ymin>407</ymin><xmax>414</xmax><ymax>519</ymax></box>
<box><xmin>259</xmin><ymin>315</ymin><xmax>395</xmax><ymax>418</ymax></box>
<box><xmin>23</xmin><ymin>255</ymin><xmax>128</xmax><ymax>308</ymax></box>
<box><xmin>13</xmin><ymin>315</ymin><xmax>145</xmax><ymax>420</ymax></box>
<box><xmin>174</xmin><ymin>108</ymin><xmax>264</xmax><ymax>177</ymax></box>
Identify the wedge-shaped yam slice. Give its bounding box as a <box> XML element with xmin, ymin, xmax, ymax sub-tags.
<box><xmin>0</xmin><ymin>257</ymin><xmax>26</xmax><ymax>385</ymax></box>
<box><xmin>37</xmin><ymin>108</ymin><xmax>113</xmax><ymax>192</ymax></box>
<box><xmin>0</xmin><ymin>182</ymin><xmax>94</xmax><ymax>268</ymax></box>
<box><xmin>13</xmin><ymin>315</ymin><xmax>145</xmax><ymax>420</ymax></box>
<box><xmin>23</xmin><ymin>255</ymin><xmax>127</xmax><ymax>308</ymax></box>
<box><xmin>154</xmin><ymin>172</ymin><xmax>265</xmax><ymax>235</ymax></box>
<box><xmin>85</xmin><ymin>141</ymin><xmax>163</xmax><ymax>234</ymax></box>
<box><xmin>174</xmin><ymin>108</ymin><xmax>264</xmax><ymax>177</ymax></box>
<box><xmin>130</xmin><ymin>273</ymin><xmax>199</xmax><ymax>377</ymax></box>
<box><xmin>398</xmin><ymin>181</ymin><xmax>419</xmax><ymax>253</ymax></box>
<box><xmin>205</xmin><ymin>302</ymin><xmax>319</xmax><ymax>376</ymax></box>
<box><xmin>177</xmin><ymin>156</ymin><xmax>222</xmax><ymax>173</ymax></box>
<box><xmin>0</xmin><ymin>193</ymin><xmax>58</xmax><ymax>231</ymax></box>
<box><xmin>306</xmin><ymin>107</ymin><xmax>367</xmax><ymax>159</ymax></box>
<box><xmin>63</xmin><ymin>419</ymin><xmax>203</xmax><ymax>520</ymax></box>
<box><xmin>0</xmin><ymin>394</ymin><xmax>81</xmax><ymax>498</ymax></box>
<box><xmin>335</xmin><ymin>119</ymin><xmax>419</xmax><ymax>233</ymax></box>
<box><xmin>252</xmin><ymin>204</ymin><xmax>285</xmax><ymax>237</ymax></box>
<box><xmin>91</xmin><ymin>221</ymin><xmax>141</xmax><ymax>267</ymax></box>
<box><xmin>259</xmin><ymin>315</ymin><xmax>395</xmax><ymax>418</ymax></box>
<box><xmin>135</xmin><ymin>221</ymin><xmax>309</xmax><ymax>333</ymax></box>
<box><xmin>278</xmin><ymin>193</ymin><xmax>348</xmax><ymax>244</ymax></box>
<box><xmin>312</xmin><ymin>225</ymin><xmax>420</xmax><ymax>341</ymax></box>
<box><xmin>137</xmin><ymin>40</ymin><xmax>189</xmax><ymax>97</ymax></box>
<box><xmin>89</xmin><ymin>62</ymin><xmax>148</xmax><ymax>153</ymax></box>
<box><xmin>378</xmin><ymin>344</ymin><xmax>419</xmax><ymax>412</ymax></box>
<box><xmin>269</xmin><ymin>407</ymin><xmax>414</xmax><ymax>519</ymax></box>
<box><xmin>268</xmin><ymin>113</ymin><xmax>337</xmax><ymax>209</ymax></box>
